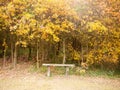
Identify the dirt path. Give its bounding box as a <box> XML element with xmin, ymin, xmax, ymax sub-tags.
<box><xmin>0</xmin><ymin>63</ymin><xmax>120</xmax><ymax>90</ymax></box>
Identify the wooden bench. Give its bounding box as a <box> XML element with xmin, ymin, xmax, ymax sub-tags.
<box><xmin>42</xmin><ymin>64</ymin><xmax>75</xmax><ymax>77</ymax></box>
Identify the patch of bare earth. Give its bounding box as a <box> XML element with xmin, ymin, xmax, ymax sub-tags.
<box><xmin>0</xmin><ymin>62</ymin><xmax>120</xmax><ymax>90</ymax></box>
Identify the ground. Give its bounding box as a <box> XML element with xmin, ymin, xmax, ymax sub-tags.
<box><xmin>0</xmin><ymin>62</ymin><xmax>120</xmax><ymax>90</ymax></box>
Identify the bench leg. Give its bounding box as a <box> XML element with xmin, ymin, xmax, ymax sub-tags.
<box><xmin>47</xmin><ymin>66</ymin><xmax>51</xmax><ymax>77</ymax></box>
<box><xmin>65</xmin><ymin>67</ymin><xmax>69</xmax><ymax>76</ymax></box>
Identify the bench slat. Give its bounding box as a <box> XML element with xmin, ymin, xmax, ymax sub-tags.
<box><xmin>42</xmin><ymin>64</ymin><xmax>75</xmax><ymax>67</ymax></box>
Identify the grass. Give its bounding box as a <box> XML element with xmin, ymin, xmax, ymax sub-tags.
<box><xmin>85</xmin><ymin>69</ymin><xmax>114</xmax><ymax>77</ymax></box>
<box><xmin>72</xmin><ymin>67</ymin><xmax>120</xmax><ymax>78</ymax></box>
<box><xmin>30</xmin><ymin>65</ymin><xmax>120</xmax><ymax>78</ymax></box>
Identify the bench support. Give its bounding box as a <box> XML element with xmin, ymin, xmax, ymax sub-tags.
<box><xmin>47</xmin><ymin>66</ymin><xmax>51</xmax><ymax>77</ymax></box>
<box><xmin>65</xmin><ymin>67</ymin><xmax>69</xmax><ymax>76</ymax></box>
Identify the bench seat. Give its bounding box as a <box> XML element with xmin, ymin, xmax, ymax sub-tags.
<box><xmin>42</xmin><ymin>63</ymin><xmax>75</xmax><ymax>77</ymax></box>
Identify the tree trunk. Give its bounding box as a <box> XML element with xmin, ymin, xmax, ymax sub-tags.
<box><xmin>28</xmin><ymin>45</ymin><xmax>32</xmax><ymax>60</ymax></box>
<box><xmin>81</xmin><ymin>44</ymin><xmax>84</xmax><ymax>63</ymax></box>
<box><xmin>63</xmin><ymin>39</ymin><xmax>66</xmax><ymax>64</ymax></box>
<box><xmin>3</xmin><ymin>50</ymin><xmax>6</xmax><ymax>68</ymax></box>
<box><xmin>41</xmin><ymin>49</ymin><xmax>44</xmax><ymax>64</ymax></box>
<box><xmin>11</xmin><ymin>41</ymin><xmax>14</xmax><ymax>64</ymax></box>
<box><xmin>78</xmin><ymin>59</ymin><xmax>81</xmax><ymax>66</ymax></box>
<box><xmin>36</xmin><ymin>41</ymin><xmax>39</xmax><ymax>69</ymax></box>
<box><xmin>41</xmin><ymin>41</ymin><xmax>45</xmax><ymax>64</ymax></box>
<box><xmin>13</xmin><ymin>44</ymin><xmax>17</xmax><ymax>68</ymax></box>
<box><xmin>56</xmin><ymin>42</ymin><xmax>60</xmax><ymax>55</ymax></box>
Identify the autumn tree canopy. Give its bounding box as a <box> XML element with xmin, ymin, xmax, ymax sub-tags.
<box><xmin>0</xmin><ymin>0</ymin><xmax>120</xmax><ymax>70</ymax></box>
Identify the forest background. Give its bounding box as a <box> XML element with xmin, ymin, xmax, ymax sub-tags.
<box><xmin>0</xmin><ymin>0</ymin><xmax>120</xmax><ymax>75</ymax></box>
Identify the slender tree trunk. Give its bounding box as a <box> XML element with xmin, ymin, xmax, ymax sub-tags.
<box><xmin>3</xmin><ymin>39</ymin><xmax>7</xmax><ymax>68</ymax></box>
<box><xmin>39</xmin><ymin>40</ymin><xmax>42</xmax><ymax>66</ymax></box>
<box><xmin>11</xmin><ymin>41</ymin><xmax>14</xmax><ymax>64</ymax></box>
<box><xmin>41</xmin><ymin>41</ymin><xmax>44</xmax><ymax>64</ymax></box>
<box><xmin>3</xmin><ymin>50</ymin><xmax>6</xmax><ymax>68</ymax></box>
<box><xmin>87</xmin><ymin>42</ymin><xmax>88</xmax><ymax>55</ymax></box>
<box><xmin>13</xmin><ymin>44</ymin><xmax>17</xmax><ymax>68</ymax></box>
<box><xmin>56</xmin><ymin>42</ymin><xmax>60</xmax><ymax>55</ymax></box>
<box><xmin>28</xmin><ymin>45</ymin><xmax>32</xmax><ymax>60</ymax></box>
<box><xmin>63</xmin><ymin>39</ymin><xmax>66</xmax><ymax>64</ymax></box>
<box><xmin>41</xmin><ymin>50</ymin><xmax>44</xmax><ymax>63</ymax></box>
<box><xmin>81</xmin><ymin>44</ymin><xmax>84</xmax><ymax>63</ymax></box>
<box><xmin>36</xmin><ymin>41</ymin><xmax>39</xmax><ymax>69</ymax></box>
<box><xmin>10</xmin><ymin>36</ymin><xmax>14</xmax><ymax>67</ymax></box>
<box><xmin>78</xmin><ymin>59</ymin><xmax>81</xmax><ymax>66</ymax></box>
